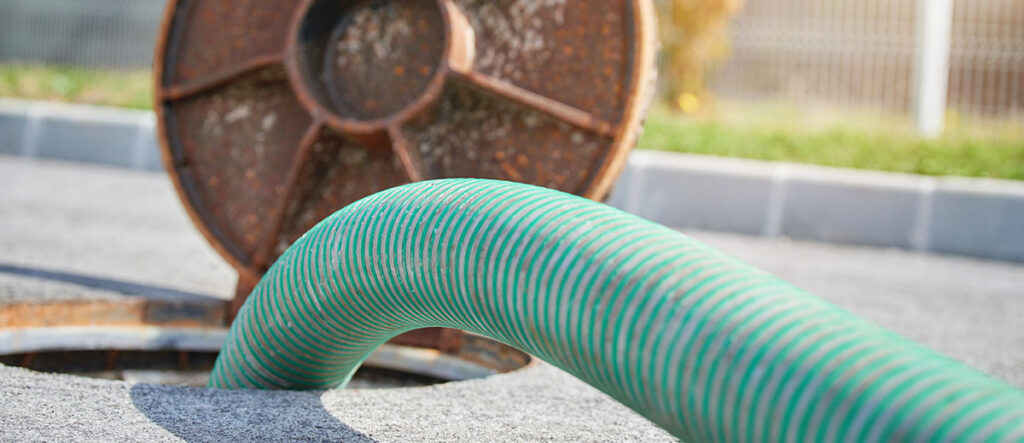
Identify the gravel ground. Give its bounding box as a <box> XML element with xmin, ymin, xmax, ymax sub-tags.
<box><xmin>1</xmin><ymin>155</ymin><xmax>1021</xmax><ymax>441</ymax></box>
<box><xmin>0</xmin><ymin>362</ymin><xmax>672</xmax><ymax>442</ymax></box>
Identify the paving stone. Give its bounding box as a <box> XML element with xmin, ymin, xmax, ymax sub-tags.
<box><xmin>929</xmin><ymin>179</ymin><xmax>1024</xmax><ymax>262</ymax></box>
<box><xmin>781</xmin><ymin>167</ymin><xmax>923</xmax><ymax>248</ymax></box>
<box><xmin>33</xmin><ymin>111</ymin><xmax>140</xmax><ymax>168</ymax></box>
<box><xmin>0</xmin><ymin>108</ymin><xmax>26</xmax><ymax>155</ymax></box>
<box><xmin>629</xmin><ymin>151</ymin><xmax>774</xmax><ymax>235</ymax></box>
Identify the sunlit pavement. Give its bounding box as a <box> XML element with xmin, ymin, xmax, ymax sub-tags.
<box><xmin>1</xmin><ymin>154</ymin><xmax>1021</xmax><ymax>440</ymax></box>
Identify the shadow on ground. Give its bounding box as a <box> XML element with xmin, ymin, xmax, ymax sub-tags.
<box><xmin>130</xmin><ymin>383</ymin><xmax>375</xmax><ymax>442</ymax></box>
<box><xmin>0</xmin><ymin>263</ymin><xmax>221</xmax><ymax>303</ymax></box>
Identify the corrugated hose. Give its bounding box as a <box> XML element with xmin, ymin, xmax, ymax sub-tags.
<box><xmin>211</xmin><ymin>179</ymin><xmax>1024</xmax><ymax>441</ymax></box>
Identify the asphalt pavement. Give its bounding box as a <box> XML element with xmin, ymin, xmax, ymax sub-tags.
<box><xmin>1</xmin><ymin>155</ymin><xmax>1021</xmax><ymax>441</ymax></box>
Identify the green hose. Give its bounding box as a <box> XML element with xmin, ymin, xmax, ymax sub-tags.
<box><xmin>211</xmin><ymin>179</ymin><xmax>1024</xmax><ymax>441</ymax></box>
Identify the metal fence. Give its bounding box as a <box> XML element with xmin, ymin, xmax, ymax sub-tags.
<box><xmin>0</xmin><ymin>0</ymin><xmax>165</xmax><ymax>68</ymax></box>
<box><xmin>713</xmin><ymin>0</ymin><xmax>1024</xmax><ymax>128</ymax></box>
<box><xmin>1</xmin><ymin>0</ymin><xmax>1021</xmax><ymax>131</ymax></box>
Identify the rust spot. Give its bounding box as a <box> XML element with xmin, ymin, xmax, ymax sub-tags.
<box><xmin>0</xmin><ymin>298</ymin><xmax>227</xmax><ymax>329</ymax></box>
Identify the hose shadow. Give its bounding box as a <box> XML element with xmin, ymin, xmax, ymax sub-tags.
<box><xmin>130</xmin><ymin>383</ymin><xmax>375</xmax><ymax>442</ymax></box>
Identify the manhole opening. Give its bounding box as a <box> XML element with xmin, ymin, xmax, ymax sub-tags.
<box><xmin>0</xmin><ymin>350</ymin><xmax>444</xmax><ymax>388</ymax></box>
<box><xmin>0</xmin><ymin>334</ymin><xmax>532</xmax><ymax>388</ymax></box>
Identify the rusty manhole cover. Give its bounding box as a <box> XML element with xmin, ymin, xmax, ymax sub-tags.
<box><xmin>153</xmin><ymin>0</ymin><xmax>658</xmax><ymax>322</ymax></box>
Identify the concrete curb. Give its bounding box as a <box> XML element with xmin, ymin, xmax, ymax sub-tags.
<box><xmin>2</xmin><ymin>98</ymin><xmax>1022</xmax><ymax>263</ymax></box>
<box><xmin>609</xmin><ymin>150</ymin><xmax>1024</xmax><ymax>263</ymax></box>
<box><xmin>0</xmin><ymin>98</ymin><xmax>160</xmax><ymax>171</ymax></box>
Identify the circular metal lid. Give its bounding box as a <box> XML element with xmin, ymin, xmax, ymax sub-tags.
<box><xmin>154</xmin><ymin>0</ymin><xmax>657</xmax><ymax>281</ymax></box>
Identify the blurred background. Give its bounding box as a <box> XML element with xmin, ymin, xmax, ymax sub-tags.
<box><xmin>0</xmin><ymin>0</ymin><xmax>1021</xmax><ymax>180</ymax></box>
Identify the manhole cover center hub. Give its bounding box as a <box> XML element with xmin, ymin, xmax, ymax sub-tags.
<box><xmin>289</xmin><ymin>0</ymin><xmax>472</xmax><ymax>128</ymax></box>
<box><xmin>324</xmin><ymin>0</ymin><xmax>445</xmax><ymax>120</ymax></box>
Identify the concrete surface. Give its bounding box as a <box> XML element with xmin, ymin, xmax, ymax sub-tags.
<box><xmin>929</xmin><ymin>178</ymin><xmax>1024</xmax><ymax>262</ymax></box>
<box><xmin>0</xmin><ymin>104</ymin><xmax>25</xmax><ymax>155</ymax></box>
<box><xmin>3</xmin><ymin>98</ymin><xmax>1023</xmax><ymax>262</ymax></box>
<box><xmin>620</xmin><ymin>151</ymin><xmax>774</xmax><ymax>236</ymax></box>
<box><xmin>0</xmin><ymin>362</ymin><xmax>673</xmax><ymax>442</ymax></box>
<box><xmin>609</xmin><ymin>150</ymin><xmax>1024</xmax><ymax>262</ymax></box>
<box><xmin>3</xmin><ymin>98</ymin><xmax>161</xmax><ymax>171</ymax></box>
<box><xmin>1</xmin><ymin>156</ymin><xmax>1023</xmax><ymax>441</ymax></box>
<box><xmin>779</xmin><ymin>167</ymin><xmax>922</xmax><ymax>249</ymax></box>
<box><xmin>0</xmin><ymin>154</ymin><xmax>235</xmax><ymax>299</ymax></box>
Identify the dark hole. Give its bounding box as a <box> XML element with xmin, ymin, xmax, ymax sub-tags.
<box><xmin>0</xmin><ymin>350</ymin><xmax>447</xmax><ymax>388</ymax></box>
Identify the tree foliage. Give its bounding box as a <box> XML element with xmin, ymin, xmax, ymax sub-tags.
<box><xmin>656</xmin><ymin>0</ymin><xmax>744</xmax><ymax>111</ymax></box>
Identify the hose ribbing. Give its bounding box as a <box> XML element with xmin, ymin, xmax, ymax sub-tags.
<box><xmin>211</xmin><ymin>179</ymin><xmax>1024</xmax><ymax>442</ymax></box>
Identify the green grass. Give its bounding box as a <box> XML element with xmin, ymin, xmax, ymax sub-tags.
<box><xmin>2</xmin><ymin>63</ymin><xmax>1021</xmax><ymax>180</ymax></box>
<box><xmin>0</xmin><ymin>63</ymin><xmax>151</xmax><ymax>109</ymax></box>
<box><xmin>639</xmin><ymin>106</ymin><xmax>1024</xmax><ymax>181</ymax></box>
